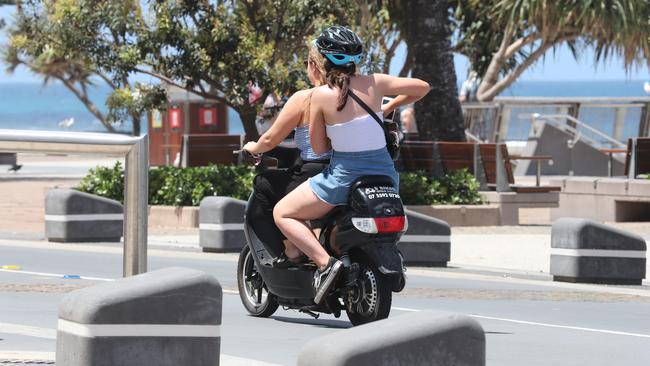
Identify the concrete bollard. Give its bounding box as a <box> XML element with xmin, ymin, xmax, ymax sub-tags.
<box><xmin>45</xmin><ymin>189</ymin><xmax>123</xmax><ymax>242</ymax></box>
<box><xmin>551</xmin><ymin>218</ymin><xmax>647</xmax><ymax>285</ymax></box>
<box><xmin>399</xmin><ymin>209</ymin><xmax>451</xmax><ymax>266</ymax></box>
<box><xmin>297</xmin><ymin>311</ymin><xmax>485</xmax><ymax>366</ymax></box>
<box><xmin>199</xmin><ymin>196</ymin><xmax>246</xmax><ymax>253</ymax></box>
<box><xmin>56</xmin><ymin>267</ymin><xmax>222</xmax><ymax>366</ymax></box>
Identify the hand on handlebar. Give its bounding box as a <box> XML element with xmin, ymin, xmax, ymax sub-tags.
<box><xmin>235</xmin><ymin>146</ymin><xmax>263</xmax><ymax>166</ymax></box>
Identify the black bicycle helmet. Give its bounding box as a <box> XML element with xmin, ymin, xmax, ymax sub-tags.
<box><xmin>314</xmin><ymin>26</ymin><xmax>363</xmax><ymax>56</ymax></box>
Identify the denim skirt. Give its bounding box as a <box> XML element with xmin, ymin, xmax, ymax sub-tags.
<box><xmin>309</xmin><ymin>147</ymin><xmax>399</xmax><ymax>205</ymax></box>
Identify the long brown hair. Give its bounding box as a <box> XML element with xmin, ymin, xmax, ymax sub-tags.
<box><xmin>324</xmin><ymin>60</ymin><xmax>356</xmax><ymax>111</ymax></box>
<box><xmin>308</xmin><ymin>46</ymin><xmax>326</xmax><ymax>85</ymax></box>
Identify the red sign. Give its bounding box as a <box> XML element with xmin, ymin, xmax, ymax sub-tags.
<box><xmin>199</xmin><ymin>106</ymin><xmax>218</xmax><ymax>127</ymax></box>
<box><xmin>168</xmin><ymin>106</ymin><xmax>183</xmax><ymax>130</ymax></box>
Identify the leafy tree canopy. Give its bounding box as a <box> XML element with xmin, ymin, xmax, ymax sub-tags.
<box><xmin>451</xmin><ymin>0</ymin><xmax>650</xmax><ymax>101</ymax></box>
<box><xmin>4</xmin><ymin>0</ymin><xmax>392</xmax><ymax>138</ymax></box>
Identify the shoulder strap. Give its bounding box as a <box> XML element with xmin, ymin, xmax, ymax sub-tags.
<box><xmin>347</xmin><ymin>90</ymin><xmax>384</xmax><ymax>127</ymax></box>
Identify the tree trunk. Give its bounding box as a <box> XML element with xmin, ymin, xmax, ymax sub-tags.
<box><xmin>404</xmin><ymin>0</ymin><xmax>465</xmax><ymax>141</ymax></box>
<box><xmin>131</xmin><ymin>114</ymin><xmax>141</xmax><ymax>136</ymax></box>
<box><xmin>238</xmin><ymin>106</ymin><xmax>260</xmax><ymax>143</ymax></box>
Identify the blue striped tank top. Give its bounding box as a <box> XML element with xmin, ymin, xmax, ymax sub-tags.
<box><xmin>294</xmin><ymin>125</ymin><xmax>332</xmax><ymax>161</ymax></box>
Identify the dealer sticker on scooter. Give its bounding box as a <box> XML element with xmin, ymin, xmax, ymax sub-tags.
<box><xmin>365</xmin><ymin>186</ymin><xmax>400</xmax><ymax>200</ymax></box>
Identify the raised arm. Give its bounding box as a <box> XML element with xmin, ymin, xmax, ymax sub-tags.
<box><xmin>309</xmin><ymin>88</ymin><xmax>330</xmax><ymax>155</ymax></box>
<box><xmin>375</xmin><ymin>74</ymin><xmax>430</xmax><ymax>114</ymax></box>
<box><xmin>242</xmin><ymin>90</ymin><xmax>306</xmax><ymax>154</ymax></box>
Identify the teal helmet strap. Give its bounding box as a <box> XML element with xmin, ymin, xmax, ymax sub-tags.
<box><xmin>324</xmin><ymin>53</ymin><xmax>363</xmax><ymax>66</ymax></box>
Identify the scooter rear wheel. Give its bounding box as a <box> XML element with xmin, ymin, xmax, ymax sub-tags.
<box><xmin>237</xmin><ymin>245</ymin><xmax>279</xmax><ymax>317</ymax></box>
<box><xmin>345</xmin><ymin>255</ymin><xmax>392</xmax><ymax>326</ymax></box>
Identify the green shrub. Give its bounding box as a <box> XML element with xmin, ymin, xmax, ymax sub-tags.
<box><xmin>398</xmin><ymin>172</ymin><xmax>444</xmax><ymax>205</ymax></box>
<box><xmin>77</xmin><ymin>162</ymin><xmax>125</xmax><ymax>203</ymax></box>
<box><xmin>399</xmin><ymin>168</ymin><xmax>483</xmax><ymax>205</ymax></box>
<box><xmin>436</xmin><ymin>169</ymin><xmax>483</xmax><ymax>205</ymax></box>
<box><xmin>78</xmin><ymin>163</ymin><xmax>482</xmax><ymax>207</ymax></box>
<box><xmin>77</xmin><ymin>162</ymin><xmax>255</xmax><ymax>206</ymax></box>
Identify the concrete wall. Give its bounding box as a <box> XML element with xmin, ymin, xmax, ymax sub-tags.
<box><xmin>407</xmin><ymin>205</ymin><xmax>500</xmax><ymax>227</ymax></box>
<box><xmin>550</xmin><ymin>178</ymin><xmax>650</xmax><ymax>222</ymax></box>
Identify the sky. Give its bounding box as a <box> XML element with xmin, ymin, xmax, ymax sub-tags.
<box><xmin>1</xmin><ymin>5</ymin><xmax>649</xmax><ymax>84</ymax></box>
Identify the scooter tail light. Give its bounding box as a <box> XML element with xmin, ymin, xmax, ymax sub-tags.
<box><xmin>374</xmin><ymin>216</ymin><xmax>406</xmax><ymax>233</ymax></box>
<box><xmin>351</xmin><ymin>217</ymin><xmax>378</xmax><ymax>234</ymax></box>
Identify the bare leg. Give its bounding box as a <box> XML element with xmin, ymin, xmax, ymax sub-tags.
<box><xmin>274</xmin><ymin>181</ymin><xmax>334</xmax><ymax>270</ymax></box>
<box><xmin>283</xmin><ymin>225</ymin><xmax>319</xmax><ymax>259</ymax></box>
<box><xmin>282</xmin><ymin>240</ymin><xmax>303</xmax><ymax>259</ymax></box>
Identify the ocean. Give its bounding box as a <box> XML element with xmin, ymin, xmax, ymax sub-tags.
<box><xmin>0</xmin><ymin>80</ymin><xmax>648</xmax><ymax>139</ymax></box>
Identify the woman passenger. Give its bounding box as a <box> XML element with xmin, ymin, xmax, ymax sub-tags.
<box><xmin>273</xmin><ymin>26</ymin><xmax>431</xmax><ymax>304</ymax></box>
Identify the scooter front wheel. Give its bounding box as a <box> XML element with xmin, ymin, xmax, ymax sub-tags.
<box><xmin>237</xmin><ymin>245</ymin><xmax>279</xmax><ymax>317</ymax></box>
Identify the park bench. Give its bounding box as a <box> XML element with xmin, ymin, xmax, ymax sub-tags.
<box><xmin>478</xmin><ymin>143</ymin><xmax>560</xmax><ymax>193</ymax></box>
<box><xmin>181</xmin><ymin>134</ymin><xmax>243</xmax><ymax>167</ymax></box>
<box><xmin>400</xmin><ymin>140</ymin><xmax>560</xmax><ymax>192</ymax></box>
<box><xmin>624</xmin><ymin>137</ymin><xmax>650</xmax><ymax>179</ymax></box>
<box><xmin>399</xmin><ymin>140</ymin><xmax>560</xmax><ymax>224</ymax></box>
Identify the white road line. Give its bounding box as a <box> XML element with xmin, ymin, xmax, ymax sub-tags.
<box><xmin>0</xmin><ymin>351</ymin><xmax>282</xmax><ymax>366</ymax></box>
<box><xmin>0</xmin><ymin>268</ymin><xmax>241</xmax><ymax>295</ymax></box>
<box><xmin>0</xmin><ymin>268</ymin><xmax>113</xmax><ymax>282</ymax></box>
<box><xmin>0</xmin><ymin>322</ymin><xmax>56</xmax><ymax>340</ymax></box>
<box><xmin>0</xmin><ymin>351</ymin><xmax>55</xmax><ymax>361</ymax></box>
<box><xmin>390</xmin><ymin>307</ymin><xmax>650</xmax><ymax>339</ymax></box>
<box><xmin>220</xmin><ymin>354</ymin><xmax>283</xmax><ymax>366</ymax></box>
<box><xmin>470</xmin><ymin>314</ymin><xmax>650</xmax><ymax>339</ymax></box>
<box><xmin>391</xmin><ymin>306</ymin><xmax>419</xmax><ymax>312</ymax></box>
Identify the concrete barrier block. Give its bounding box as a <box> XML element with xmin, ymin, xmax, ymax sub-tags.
<box><xmin>595</xmin><ymin>178</ymin><xmax>629</xmax><ymax>196</ymax></box>
<box><xmin>45</xmin><ymin>189</ymin><xmax>123</xmax><ymax>242</ymax></box>
<box><xmin>551</xmin><ymin>218</ymin><xmax>646</xmax><ymax>284</ymax></box>
<box><xmin>400</xmin><ymin>209</ymin><xmax>451</xmax><ymax>266</ymax></box>
<box><xmin>628</xmin><ymin>180</ymin><xmax>650</xmax><ymax>197</ymax></box>
<box><xmin>297</xmin><ymin>311</ymin><xmax>485</xmax><ymax>366</ymax></box>
<box><xmin>56</xmin><ymin>267</ymin><xmax>222</xmax><ymax>366</ymax></box>
<box><xmin>563</xmin><ymin>177</ymin><xmax>597</xmax><ymax>194</ymax></box>
<box><xmin>199</xmin><ymin>196</ymin><xmax>246</xmax><ymax>252</ymax></box>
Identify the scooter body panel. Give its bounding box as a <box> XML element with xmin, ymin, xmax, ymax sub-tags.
<box><xmin>244</xmin><ymin>192</ymin><xmax>316</xmax><ymax>300</ymax></box>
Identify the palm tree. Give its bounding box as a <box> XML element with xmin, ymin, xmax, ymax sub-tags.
<box><xmin>453</xmin><ymin>0</ymin><xmax>650</xmax><ymax>102</ymax></box>
<box><xmin>403</xmin><ymin>0</ymin><xmax>465</xmax><ymax>141</ymax></box>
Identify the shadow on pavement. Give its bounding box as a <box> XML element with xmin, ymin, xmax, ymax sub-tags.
<box><xmin>271</xmin><ymin>315</ymin><xmax>352</xmax><ymax>329</ymax></box>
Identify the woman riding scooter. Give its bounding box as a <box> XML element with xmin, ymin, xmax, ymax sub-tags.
<box><xmin>274</xmin><ymin>26</ymin><xmax>431</xmax><ymax>304</ymax></box>
<box><xmin>242</xmin><ymin>46</ymin><xmax>331</xmax><ymax>267</ymax></box>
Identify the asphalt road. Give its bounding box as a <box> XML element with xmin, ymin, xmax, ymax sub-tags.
<box><xmin>1</xmin><ymin>239</ymin><xmax>650</xmax><ymax>365</ymax></box>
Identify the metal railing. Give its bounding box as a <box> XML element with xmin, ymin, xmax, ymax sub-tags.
<box><xmin>462</xmin><ymin>97</ymin><xmax>650</xmax><ymax>143</ymax></box>
<box><xmin>530</xmin><ymin>113</ymin><xmax>627</xmax><ymax>148</ymax></box>
<box><xmin>0</xmin><ymin>129</ymin><xmax>148</xmax><ymax>277</ymax></box>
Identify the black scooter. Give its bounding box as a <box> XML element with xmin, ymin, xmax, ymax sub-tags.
<box><xmin>236</xmin><ymin>149</ymin><xmax>407</xmax><ymax>325</ymax></box>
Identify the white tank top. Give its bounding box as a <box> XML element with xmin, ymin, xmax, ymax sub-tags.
<box><xmin>326</xmin><ymin>112</ymin><xmax>386</xmax><ymax>152</ymax></box>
